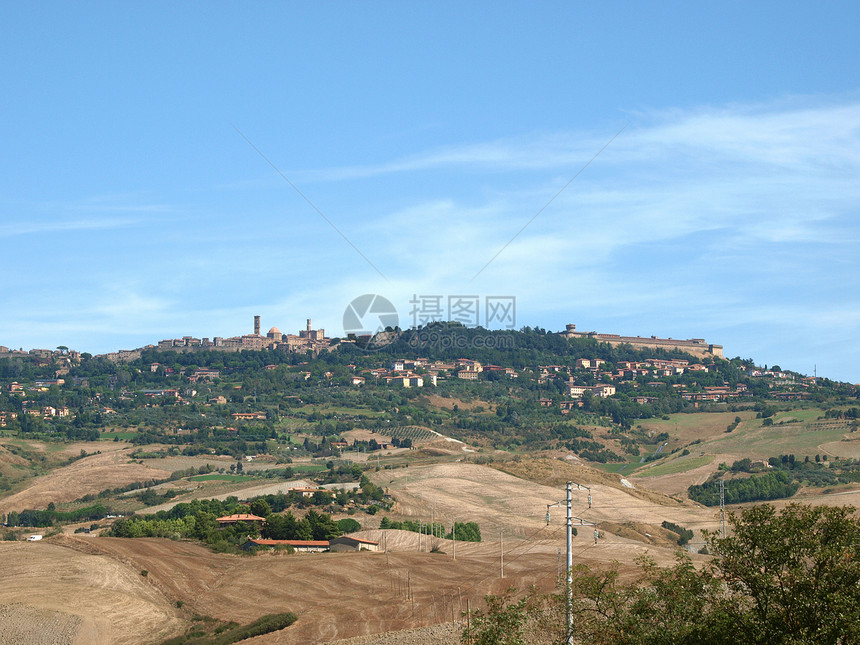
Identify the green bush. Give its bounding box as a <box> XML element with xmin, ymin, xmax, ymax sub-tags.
<box><xmin>211</xmin><ymin>612</ymin><xmax>298</xmax><ymax>644</ymax></box>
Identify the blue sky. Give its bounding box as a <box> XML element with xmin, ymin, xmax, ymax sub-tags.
<box><xmin>1</xmin><ymin>3</ymin><xmax>858</xmax><ymax>382</ymax></box>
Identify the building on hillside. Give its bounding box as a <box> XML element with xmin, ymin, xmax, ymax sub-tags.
<box><xmin>244</xmin><ymin>539</ymin><xmax>330</xmax><ymax>553</ymax></box>
<box><xmin>329</xmin><ymin>536</ymin><xmax>380</xmax><ymax>552</ymax></box>
<box><xmin>560</xmin><ymin>324</ymin><xmax>723</xmax><ymax>358</ymax></box>
<box><xmin>289</xmin><ymin>487</ymin><xmax>337</xmax><ymax>499</ymax></box>
<box><xmin>232</xmin><ymin>411</ymin><xmax>267</xmax><ymax>421</ymax></box>
<box><xmin>216</xmin><ymin>513</ymin><xmax>266</xmax><ymax>528</ymax></box>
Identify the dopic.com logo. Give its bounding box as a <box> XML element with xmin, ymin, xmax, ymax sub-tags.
<box><xmin>343</xmin><ymin>294</ymin><xmax>399</xmax><ymax>350</ymax></box>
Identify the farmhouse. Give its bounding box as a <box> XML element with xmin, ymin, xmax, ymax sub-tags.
<box><xmin>329</xmin><ymin>536</ymin><xmax>380</xmax><ymax>552</ymax></box>
<box><xmin>244</xmin><ymin>539</ymin><xmax>330</xmax><ymax>553</ymax></box>
<box><xmin>289</xmin><ymin>487</ymin><xmax>337</xmax><ymax>499</ymax></box>
<box><xmin>231</xmin><ymin>412</ymin><xmax>267</xmax><ymax>421</ymax></box>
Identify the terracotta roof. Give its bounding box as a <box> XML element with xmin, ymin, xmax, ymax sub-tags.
<box><xmin>248</xmin><ymin>539</ymin><xmax>329</xmax><ymax>547</ymax></box>
<box><xmin>334</xmin><ymin>536</ymin><xmax>379</xmax><ymax>545</ymax></box>
<box><xmin>216</xmin><ymin>513</ymin><xmax>265</xmax><ymax>523</ymax></box>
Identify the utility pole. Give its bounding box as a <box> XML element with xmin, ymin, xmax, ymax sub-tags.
<box><xmin>547</xmin><ymin>481</ymin><xmax>593</xmax><ymax>645</ymax></box>
<box><xmin>566</xmin><ymin>482</ymin><xmax>572</xmax><ymax>644</ymax></box>
<box><xmin>719</xmin><ymin>479</ymin><xmax>726</xmax><ymax>539</ymax></box>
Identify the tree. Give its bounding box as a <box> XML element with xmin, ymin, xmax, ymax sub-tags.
<box><xmin>337</xmin><ymin>518</ymin><xmax>361</xmax><ymax>533</ymax></box>
<box><xmin>462</xmin><ymin>588</ymin><xmax>531</xmax><ymax>645</ymax></box>
<box><xmin>462</xmin><ymin>504</ymin><xmax>860</xmax><ymax>645</ymax></box>
<box><xmin>304</xmin><ymin>509</ymin><xmax>341</xmax><ymax>540</ymax></box>
<box><xmin>706</xmin><ymin>503</ymin><xmax>860</xmax><ymax>644</ymax></box>
<box><xmin>249</xmin><ymin>498</ymin><xmax>271</xmax><ymax>519</ymax></box>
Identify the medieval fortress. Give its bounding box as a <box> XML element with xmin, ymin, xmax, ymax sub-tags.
<box><xmin>559</xmin><ymin>324</ymin><xmax>723</xmax><ymax>358</ymax></box>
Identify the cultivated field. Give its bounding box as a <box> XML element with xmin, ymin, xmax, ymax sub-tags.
<box><xmin>0</xmin><ymin>446</ymin><xmax>171</xmax><ymax>514</ymax></box>
<box><xmin>0</xmin><ymin>540</ymin><xmax>183</xmax><ymax>644</ymax></box>
<box><xmin>1</xmin><ymin>459</ymin><xmax>720</xmax><ymax>644</ymax></box>
<box><xmin>3</xmin><ymin>419</ymin><xmax>859</xmax><ymax>645</ymax></box>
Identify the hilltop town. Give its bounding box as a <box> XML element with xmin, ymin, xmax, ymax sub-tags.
<box><xmin>0</xmin><ymin>320</ymin><xmax>832</xmax><ymax>433</ymax></box>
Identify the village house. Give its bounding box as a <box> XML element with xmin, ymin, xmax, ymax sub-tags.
<box><xmin>559</xmin><ymin>401</ymin><xmax>582</xmax><ymax>413</ymax></box>
<box><xmin>244</xmin><ymin>539</ymin><xmax>330</xmax><ymax>553</ymax></box>
<box><xmin>231</xmin><ymin>411</ymin><xmax>267</xmax><ymax>421</ymax></box>
<box><xmin>0</xmin><ymin>412</ymin><xmax>18</xmax><ymax>426</ymax></box>
<box><xmin>216</xmin><ymin>513</ymin><xmax>266</xmax><ymax>528</ymax></box>
<box><xmin>566</xmin><ymin>384</ymin><xmax>616</xmax><ymax>399</ymax></box>
<box><xmin>329</xmin><ymin>536</ymin><xmax>380</xmax><ymax>552</ymax></box>
<box><xmin>34</xmin><ymin>379</ymin><xmax>65</xmax><ymax>388</ymax></box>
<box><xmin>288</xmin><ymin>487</ymin><xmax>336</xmax><ymax>499</ymax></box>
<box><xmin>190</xmin><ymin>368</ymin><xmax>221</xmax><ymax>381</ymax></box>
<box><xmin>632</xmin><ymin>396</ymin><xmax>658</xmax><ymax>405</ymax></box>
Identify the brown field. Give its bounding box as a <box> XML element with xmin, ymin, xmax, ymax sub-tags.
<box><xmin>0</xmin><ymin>448</ymin><xmax>171</xmax><ymax>514</ymax></box>
<box><xmin>819</xmin><ymin>437</ymin><xmax>860</xmax><ymax>459</ymax></box>
<box><xmin>419</xmin><ymin>394</ymin><xmax>496</xmax><ymax>413</ymax></box>
<box><xmin>138</xmin><ymin>454</ymin><xmax>289</xmax><ymax>473</ymax></box>
<box><xmin>136</xmin><ymin>478</ymin><xmax>316</xmax><ymax>515</ymax></box>
<box><xmin>637</xmin><ymin>411</ymin><xmax>757</xmax><ymax>447</ymax></box>
<box><xmin>0</xmin><ymin>540</ymin><xmax>183</xmax><ymax>644</ymax></box>
<box><xmin>5</xmin><ymin>452</ymin><xmax>857</xmax><ymax>644</ymax></box>
<box><xmin>0</xmin><ymin>459</ymin><xmax>719</xmax><ymax>644</ymax></box>
<box><xmin>629</xmin><ymin>457</ymin><xmax>721</xmax><ymax>496</ymax></box>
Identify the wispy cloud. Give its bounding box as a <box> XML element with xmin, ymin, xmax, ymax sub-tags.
<box><xmin>0</xmin><ymin>216</ymin><xmax>146</xmax><ymax>238</ymax></box>
<box><xmin>0</xmin><ymin>193</ymin><xmax>176</xmax><ymax>238</ymax></box>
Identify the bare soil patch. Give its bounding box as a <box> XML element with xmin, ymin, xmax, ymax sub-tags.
<box><xmin>342</xmin><ymin>428</ymin><xmax>392</xmax><ymax>443</ymax></box>
<box><xmin>139</xmin><ymin>454</ymin><xmax>287</xmax><ymax>473</ymax></box>
<box><xmin>324</xmin><ymin>623</ymin><xmax>460</xmax><ymax>645</ymax></box>
<box><xmin>637</xmin><ymin>412</ymin><xmax>755</xmax><ymax>446</ymax></box>
<box><xmin>0</xmin><ymin>540</ymin><xmax>183</xmax><ymax>644</ymax></box>
<box><xmin>0</xmin><ymin>603</ymin><xmax>81</xmax><ymax>645</ymax></box>
<box><xmin>373</xmin><ymin>461</ymin><xmax>715</xmax><ymax>547</ymax></box>
<box><xmin>7</xmin><ymin>460</ymin><xmax>722</xmax><ymax>645</ymax></box>
<box><xmin>420</xmin><ymin>394</ymin><xmax>495</xmax><ymax>413</ymax></box>
<box><xmin>819</xmin><ymin>438</ymin><xmax>860</xmax><ymax>459</ymax></box>
<box><xmin>0</xmin><ymin>449</ymin><xmax>171</xmax><ymax>513</ymax></box>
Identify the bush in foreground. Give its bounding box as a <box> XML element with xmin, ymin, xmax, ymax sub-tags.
<box><xmin>464</xmin><ymin>503</ymin><xmax>860</xmax><ymax>645</ymax></box>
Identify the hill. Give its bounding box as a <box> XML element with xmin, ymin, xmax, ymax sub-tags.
<box><xmin>1</xmin><ymin>326</ymin><xmax>858</xmax><ymax>643</ymax></box>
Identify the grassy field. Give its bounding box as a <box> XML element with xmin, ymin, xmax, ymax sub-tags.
<box><xmin>636</xmin><ymin>454</ymin><xmax>715</xmax><ymax>477</ymax></box>
<box><xmin>591</xmin><ymin>460</ymin><xmax>643</xmax><ymax>475</ymax></box>
<box><xmin>701</xmin><ymin>419</ymin><xmax>848</xmax><ymax>460</ymax></box>
<box><xmin>289</xmin><ymin>463</ymin><xmax>327</xmax><ymax>473</ymax></box>
<box><xmin>637</xmin><ymin>411</ymin><xmax>757</xmax><ymax>445</ymax></box>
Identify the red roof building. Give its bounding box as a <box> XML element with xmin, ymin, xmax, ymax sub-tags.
<box><xmin>216</xmin><ymin>513</ymin><xmax>265</xmax><ymax>526</ymax></box>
